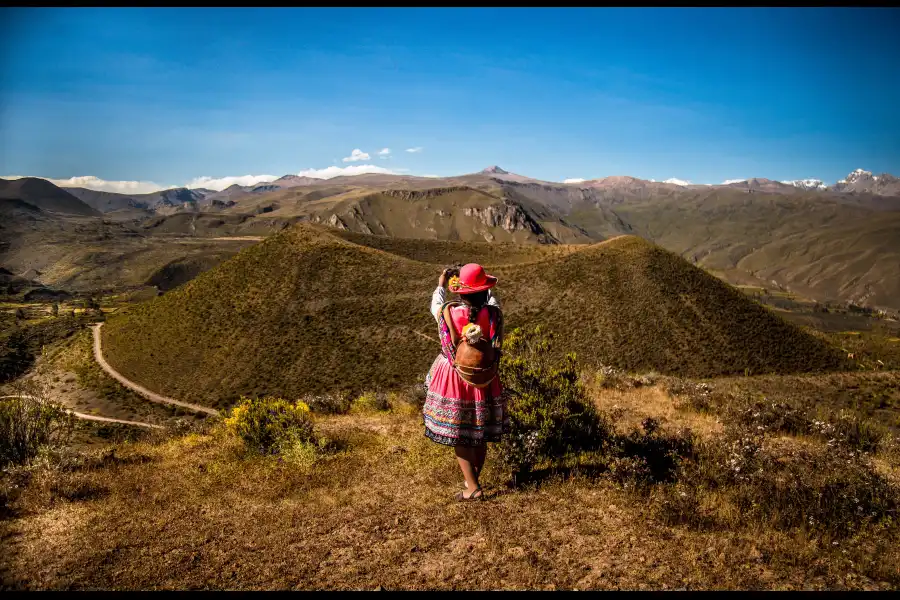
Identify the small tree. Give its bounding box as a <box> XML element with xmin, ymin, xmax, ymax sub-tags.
<box><xmin>0</xmin><ymin>380</ymin><xmax>75</xmax><ymax>467</ymax></box>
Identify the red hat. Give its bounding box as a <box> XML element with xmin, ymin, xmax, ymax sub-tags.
<box><xmin>448</xmin><ymin>263</ymin><xmax>498</xmax><ymax>294</ymax></box>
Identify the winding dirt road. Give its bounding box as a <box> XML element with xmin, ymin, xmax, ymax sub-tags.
<box><xmin>0</xmin><ymin>396</ymin><xmax>164</xmax><ymax>430</ymax></box>
<box><xmin>91</xmin><ymin>323</ymin><xmax>221</xmax><ymax>417</ymax></box>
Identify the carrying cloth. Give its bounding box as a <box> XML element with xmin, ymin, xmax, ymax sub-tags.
<box><xmin>440</xmin><ymin>301</ymin><xmax>502</xmax><ymax>388</ymax></box>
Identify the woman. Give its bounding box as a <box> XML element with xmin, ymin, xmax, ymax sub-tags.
<box><xmin>423</xmin><ymin>263</ymin><xmax>509</xmax><ymax>501</ymax></box>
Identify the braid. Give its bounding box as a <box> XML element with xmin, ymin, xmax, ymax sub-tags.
<box><xmin>460</xmin><ymin>290</ymin><xmax>489</xmax><ymax>324</ymax></box>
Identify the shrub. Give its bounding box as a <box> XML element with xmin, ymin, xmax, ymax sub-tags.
<box><xmin>401</xmin><ymin>380</ymin><xmax>427</xmax><ymax>409</ymax></box>
<box><xmin>224</xmin><ymin>396</ymin><xmax>315</xmax><ymax>455</ymax></box>
<box><xmin>668</xmin><ymin>383</ymin><xmax>889</xmax><ymax>456</ymax></box>
<box><xmin>593</xmin><ymin>364</ymin><xmax>630</xmax><ymax>390</ymax></box>
<box><xmin>350</xmin><ymin>391</ymin><xmax>391</xmax><ymax>414</ymax></box>
<box><xmin>1</xmin><ymin>314</ymin><xmax>87</xmax><ymax>384</ymax></box>
<box><xmin>657</xmin><ymin>428</ymin><xmax>899</xmax><ymax>538</ymax></box>
<box><xmin>664</xmin><ymin>378</ymin><xmax>716</xmax><ymax>413</ymax></box>
<box><xmin>721</xmin><ymin>393</ymin><xmax>887</xmax><ymax>456</ymax></box>
<box><xmin>607</xmin><ymin>417</ymin><xmax>694</xmax><ymax>490</ymax></box>
<box><xmin>592</xmin><ymin>365</ymin><xmax>660</xmax><ymax>390</ymax></box>
<box><xmin>0</xmin><ymin>382</ymin><xmax>75</xmax><ymax>468</ymax></box>
<box><xmin>496</xmin><ymin>326</ymin><xmax>613</xmax><ymax>474</ymax></box>
<box><xmin>303</xmin><ymin>392</ymin><xmax>351</xmax><ymax>415</ymax></box>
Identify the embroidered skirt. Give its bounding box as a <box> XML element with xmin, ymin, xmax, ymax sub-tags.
<box><xmin>423</xmin><ymin>354</ymin><xmax>509</xmax><ymax>447</ymax></box>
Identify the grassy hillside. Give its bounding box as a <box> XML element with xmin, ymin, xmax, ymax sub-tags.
<box><xmin>101</xmin><ymin>224</ymin><xmax>847</xmax><ymax>408</ymax></box>
<box><xmin>612</xmin><ymin>190</ymin><xmax>900</xmax><ymax>311</ymax></box>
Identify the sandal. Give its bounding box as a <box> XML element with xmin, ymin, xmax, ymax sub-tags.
<box><xmin>455</xmin><ymin>486</ymin><xmax>484</xmax><ymax>502</ymax></box>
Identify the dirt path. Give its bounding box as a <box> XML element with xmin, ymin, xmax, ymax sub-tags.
<box><xmin>69</xmin><ymin>411</ymin><xmax>164</xmax><ymax>429</ymax></box>
<box><xmin>91</xmin><ymin>324</ymin><xmax>220</xmax><ymax>417</ymax></box>
<box><xmin>0</xmin><ymin>396</ymin><xmax>163</xmax><ymax>429</ymax></box>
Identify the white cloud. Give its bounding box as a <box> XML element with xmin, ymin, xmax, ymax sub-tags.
<box><xmin>2</xmin><ymin>175</ymin><xmax>169</xmax><ymax>194</ymax></box>
<box><xmin>6</xmin><ymin>164</ymin><xmax>404</xmax><ymax>194</ymax></box>
<box><xmin>563</xmin><ymin>178</ymin><xmax>586</xmax><ymax>184</ymax></box>
<box><xmin>405</xmin><ymin>147</ymin><xmax>424</xmax><ymax>153</ymax></box>
<box><xmin>376</xmin><ymin>148</ymin><xmax>391</xmax><ymax>159</ymax></box>
<box><xmin>663</xmin><ymin>178</ymin><xmax>691</xmax><ymax>186</ymax></box>
<box><xmin>421</xmin><ymin>174</ymin><xmax>441</xmax><ymax>178</ymax></box>
<box><xmin>294</xmin><ymin>165</ymin><xmax>398</xmax><ymax>179</ymax></box>
<box><xmin>722</xmin><ymin>179</ymin><xmax>746</xmax><ymax>185</ymax></box>
<box><xmin>185</xmin><ymin>174</ymin><xmax>278</xmax><ymax>191</ymax></box>
<box><xmin>342</xmin><ymin>148</ymin><xmax>370</xmax><ymax>163</ymax></box>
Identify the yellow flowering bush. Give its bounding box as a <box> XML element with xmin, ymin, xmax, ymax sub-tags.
<box><xmin>349</xmin><ymin>391</ymin><xmax>391</xmax><ymax>414</ymax></box>
<box><xmin>224</xmin><ymin>396</ymin><xmax>314</xmax><ymax>455</ymax></box>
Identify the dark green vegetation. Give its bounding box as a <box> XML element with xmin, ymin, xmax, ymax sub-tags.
<box><xmin>712</xmin><ymin>371</ymin><xmax>900</xmax><ymax>432</ymax></box>
<box><xmin>101</xmin><ymin>224</ymin><xmax>847</xmax><ymax>409</ymax></box>
<box><xmin>0</xmin><ymin>381</ymin><xmax>75</xmax><ymax>468</ymax></box>
<box><xmin>0</xmin><ymin>315</ymin><xmax>93</xmax><ymax>384</ymax></box>
<box><xmin>496</xmin><ymin>328</ymin><xmax>898</xmax><ymax>546</ymax></box>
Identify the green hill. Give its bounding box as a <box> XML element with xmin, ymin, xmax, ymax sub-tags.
<box><xmin>101</xmin><ymin>224</ymin><xmax>849</xmax><ymax>408</ymax></box>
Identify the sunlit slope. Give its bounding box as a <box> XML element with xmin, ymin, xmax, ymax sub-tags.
<box><xmin>102</xmin><ymin>225</ymin><xmax>848</xmax><ymax>407</ymax></box>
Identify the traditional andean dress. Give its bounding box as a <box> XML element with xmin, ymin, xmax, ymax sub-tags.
<box><xmin>422</xmin><ymin>287</ymin><xmax>509</xmax><ymax>447</ymax></box>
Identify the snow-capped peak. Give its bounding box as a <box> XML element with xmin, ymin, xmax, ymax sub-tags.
<box><xmin>844</xmin><ymin>168</ymin><xmax>873</xmax><ymax>184</ymax></box>
<box><xmin>663</xmin><ymin>178</ymin><xmax>691</xmax><ymax>186</ymax></box>
<box><xmin>782</xmin><ymin>178</ymin><xmax>828</xmax><ymax>191</ymax></box>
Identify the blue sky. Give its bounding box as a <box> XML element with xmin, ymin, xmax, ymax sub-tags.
<box><xmin>2</xmin><ymin>7</ymin><xmax>899</xmax><ymax>191</ymax></box>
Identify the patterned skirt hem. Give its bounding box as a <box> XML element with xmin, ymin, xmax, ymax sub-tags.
<box><xmin>423</xmin><ymin>427</ymin><xmax>509</xmax><ymax>448</ymax></box>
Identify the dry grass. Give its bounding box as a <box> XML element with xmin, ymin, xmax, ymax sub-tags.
<box><xmin>2</xmin><ymin>377</ymin><xmax>898</xmax><ymax>590</ymax></box>
<box><xmin>589</xmin><ymin>384</ymin><xmax>724</xmax><ymax>440</ymax></box>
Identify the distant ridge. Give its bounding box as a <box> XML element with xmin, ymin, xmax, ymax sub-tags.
<box><xmin>0</xmin><ymin>177</ymin><xmax>100</xmax><ymax>216</ymax></box>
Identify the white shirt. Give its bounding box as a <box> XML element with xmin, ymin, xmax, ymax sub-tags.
<box><xmin>430</xmin><ymin>286</ymin><xmax>500</xmax><ymax>323</ymax></box>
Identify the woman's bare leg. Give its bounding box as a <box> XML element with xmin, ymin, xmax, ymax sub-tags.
<box><xmin>475</xmin><ymin>444</ymin><xmax>487</xmax><ymax>479</ymax></box>
<box><xmin>461</xmin><ymin>445</ymin><xmax>488</xmax><ymax>489</ymax></box>
<box><xmin>455</xmin><ymin>446</ymin><xmax>481</xmax><ymax>496</ymax></box>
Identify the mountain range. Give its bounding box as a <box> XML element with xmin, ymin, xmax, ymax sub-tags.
<box><xmin>1</xmin><ymin>165</ymin><xmax>898</xmax><ymax>313</ymax></box>
<box><xmin>50</xmin><ymin>167</ymin><xmax>900</xmax><ymax>217</ymax></box>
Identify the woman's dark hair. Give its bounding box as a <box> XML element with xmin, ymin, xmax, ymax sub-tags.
<box><xmin>459</xmin><ymin>290</ymin><xmax>489</xmax><ymax>323</ymax></box>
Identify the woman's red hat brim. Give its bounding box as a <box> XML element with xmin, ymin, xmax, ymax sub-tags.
<box><xmin>449</xmin><ymin>275</ymin><xmax>498</xmax><ymax>294</ymax></box>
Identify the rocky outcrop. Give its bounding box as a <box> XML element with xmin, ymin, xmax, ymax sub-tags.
<box><xmin>381</xmin><ymin>186</ymin><xmax>472</xmax><ymax>201</ymax></box>
<box><xmin>327</xmin><ymin>214</ymin><xmax>347</xmax><ymax>230</ymax></box>
<box><xmin>463</xmin><ymin>201</ymin><xmax>544</xmax><ymax>235</ymax></box>
<box><xmin>310</xmin><ymin>212</ymin><xmax>348</xmax><ymax>231</ymax></box>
